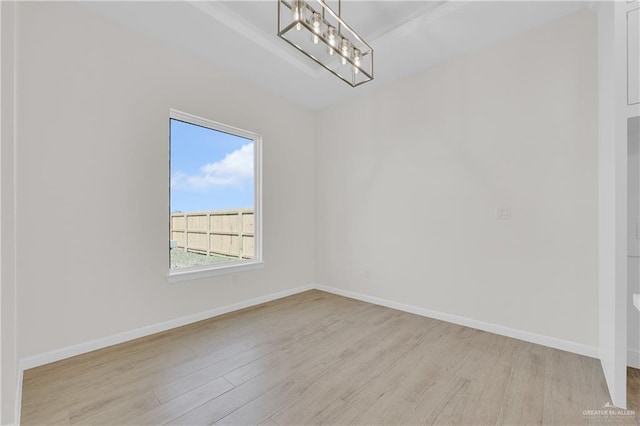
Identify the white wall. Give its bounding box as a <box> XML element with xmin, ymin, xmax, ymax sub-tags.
<box><xmin>315</xmin><ymin>11</ymin><xmax>599</xmax><ymax>349</ymax></box>
<box><xmin>13</xmin><ymin>1</ymin><xmax>314</xmax><ymax>362</ymax></box>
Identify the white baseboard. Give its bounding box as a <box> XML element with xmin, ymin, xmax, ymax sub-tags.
<box><xmin>19</xmin><ymin>284</ymin><xmax>314</xmax><ymax>371</ymax></box>
<box><xmin>19</xmin><ymin>282</ymin><xmax>602</xmax><ymax>371</ymax></box>
<box><xmin>315</xmin><ymin>284</ymin><xmax>599</xmax><ymax>359</ymax></box>
<box><xmin>13</xmin><ymin>282</ymin><xmax>609</xmax><ymax>425</ymax></box>
<box><xmin>14</xmin><ymin>283</ymin><xmax>314</xmax><ymax>425</ymax></box>
<box><xmin>14</xmin><ymin>284</ymin><xmax>315</xmax><ymax>425</ymax></box>
<box><xmin>629</xmin><ymin>349</ymin><xmax>640</xmax><ymax>369</ymax></box>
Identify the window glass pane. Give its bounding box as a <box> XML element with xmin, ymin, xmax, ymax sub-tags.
<box><xmin>170</xmin><ymin>118</ymin><xmax>255</xmax><ymax>269</ymax></box>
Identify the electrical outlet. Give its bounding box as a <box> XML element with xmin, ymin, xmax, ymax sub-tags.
<box><xmin>231</xmin><ymin>275</ymin><xmax>238</xmax><ymax>285</ymax></box>
<box><xmin>495</xmin><ymin>207</ymin><xmax>511</xmax><ymax>220</ymax></box>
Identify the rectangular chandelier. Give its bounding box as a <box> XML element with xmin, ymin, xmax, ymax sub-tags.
<box><xmin>277</xmin><ymin>0</ymin><xmax>374</xmax><ymax>87</ymax></box>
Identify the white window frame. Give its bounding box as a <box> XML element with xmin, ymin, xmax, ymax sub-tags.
<box><xmin>167</xmin><ymin>109</ymin><xmax>263</xmax><ymax>283</ymax></box>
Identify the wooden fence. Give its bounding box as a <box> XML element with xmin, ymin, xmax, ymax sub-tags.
<box><xmin>170</xmin><ymin>208</ymin><xmax>254</xmax><ymax>259</ymax></box>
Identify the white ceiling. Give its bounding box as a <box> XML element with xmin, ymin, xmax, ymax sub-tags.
<box><xmin>83</xmin><ymin>1</ymin><xmax>590</xmax><ymax>110</ymax></box>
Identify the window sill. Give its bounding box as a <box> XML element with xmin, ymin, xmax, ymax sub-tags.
<box><xmin>167</xmin><ymin>260</ymin><xmax>264</xmax><ymax>284</ymax></box>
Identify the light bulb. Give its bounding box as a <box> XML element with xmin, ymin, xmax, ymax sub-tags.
<box><xmin>353</xmin><ymin>48</ymin><xmax>361</xmax><ymax>74</ymax></box>
<box><xmin>311</xmin><ymin>13</ymin><xmax>321</xmax><ymax>32</ymax></box>
<box><xmin>310</xmin><ymin>12</ymin><xmax>321</xmax><ymax>44</ymax></box>
<box><xmin>340</xmin><ymin>38</ymin><xmax>350</xmax><ymax>65</ymax></box>
<box><xmin>291</xmin><ymin>0</ymin><xmax>305</xmax><ymax>31</ymax></box>
<box><xmin>325</xmin><ymin>26</ymin><xmax>337</xmax><ymax>55</ymax></box>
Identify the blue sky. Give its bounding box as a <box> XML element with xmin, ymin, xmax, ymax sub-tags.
<box><xmin>170</xmin><ymin>119</ymin><xmax>254</xmax><ymax>212</ymax></box>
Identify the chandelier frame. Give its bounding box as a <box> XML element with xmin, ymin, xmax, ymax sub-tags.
<box><xmin>277</xmin><ymin>0</ymin><xmax>374</xmax><ymax>87</ymax></box>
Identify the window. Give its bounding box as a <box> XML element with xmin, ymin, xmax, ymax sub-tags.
<box><xmin>168</xmin><ymin>110</ymin><xmax>262</xmax><ymax>282</ymax></box>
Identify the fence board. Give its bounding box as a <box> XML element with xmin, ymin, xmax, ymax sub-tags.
<box><xmin>171</xmin><ymin>209</ymin><xmax>254</xmax><ymax>259</ymax></box>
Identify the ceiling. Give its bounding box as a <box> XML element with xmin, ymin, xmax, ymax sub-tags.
<box><xmin>83</xmin><ymin>1</ymin><xmax>590</xmax><ymax>110</ymax></box>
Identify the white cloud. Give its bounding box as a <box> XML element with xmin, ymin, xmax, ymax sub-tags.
<box><xmin>201</xmin><ymin>143</ymin><xmax>254</xmax><ymax>178</ymax></box>
<box><xmin>172</xmin><ymin>143</ymin><xmax>254</xmax><ymax>191</ymax></box>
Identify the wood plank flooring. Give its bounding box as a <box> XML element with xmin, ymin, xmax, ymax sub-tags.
<box><xmin>20</xmin><ymin>290</ymin><xmax>640</xmax><ymax>425</ymax></box>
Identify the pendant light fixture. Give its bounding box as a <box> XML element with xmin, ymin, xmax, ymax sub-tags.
<box><xmin>277</xmin><ymin>0</ymin><xmax>374</xmax><ymax>87</ymax></box>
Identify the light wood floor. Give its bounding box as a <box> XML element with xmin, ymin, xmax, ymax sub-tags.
<box><xmin>21</xmin><ymin>290</ymin><xmax>640</xmax><ymax>425</ymax></box>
